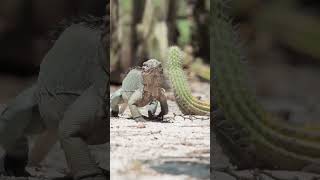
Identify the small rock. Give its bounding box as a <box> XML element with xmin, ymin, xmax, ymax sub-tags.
<box><xmin>136</xmin><ymin>123</ymin><xmax>146</xmax><ymax>128</ymax></box>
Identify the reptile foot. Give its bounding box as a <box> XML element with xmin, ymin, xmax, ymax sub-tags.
<box><xmin>2</xmin><ymin>154</ymin><xmax>31</xmax><ymax>177</ymax></box>
<box><xmin>148</xmin><ymin>110</ymin><xmax>156</xmax><ymax>119</ymax></box>
<box><xmin>156</xmin><ymin>115</ymin><xmax>164</xmax><ymax>121</ymax></box>
<box><xmin>111</xmin><ymin>110</ymin><xmax>119</xmax><ymax>117</ymax></box>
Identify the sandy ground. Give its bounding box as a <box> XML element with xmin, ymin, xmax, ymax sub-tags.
<box><xmin>211</xmin><ymin>132</ymin><xmax>320</xmax><ymax>180</ymax></box>
<box><xmin>0</xmin><ymin>118</ymin><xmax>108</xmax><ymax>180</ymax></box>
<box><xmin>0</xmin><ymin>76</ymin><xmax>210</xmax><ymax>180</ymax></box>
<box><xmin>2</xmin><ymin>75</ymin><xmax>317</xmax><ymax>180</ymax></box>
<box><xmin>0</xmin><ymin>76</ymin><xmax>109</xmax><ymax>180</ymax></box>
<box><xmin>110</xmin><ymin>82</ymin><xmax>211</xmax><ymax>180</ymax></box>
<box><xmin>110</xmin><ymin>102</ymin><xmax>210</xmax><ymax>180</ymax></box>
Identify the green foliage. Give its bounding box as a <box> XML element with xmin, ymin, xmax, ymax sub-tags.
<box><xmin>119</xmin><ymin>0</ymin><xmax>131</xmax><ymax>11</ymax></box>
<box><xmin>177</xmin><ymin>19</ymin><xmax>192</xmax><ymax>46</ymax></box>
<box><xmin>177</xmin><ymin>0</ymin><xmax>189</xmax><ymax>17</ymax></box>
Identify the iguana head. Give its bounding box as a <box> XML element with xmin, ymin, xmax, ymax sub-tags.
<box><xmin>142</xmin><ymin>59</ymin><xmax>164</xmax><ymax>95</ymax></box>
<box><xmin>142</xmin><ymin>59</ymin><xmax>162</xmax><ymax>73</ymax></box>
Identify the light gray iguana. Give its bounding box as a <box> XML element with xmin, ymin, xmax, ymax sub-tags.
<box><xmin>110</xmin><ymin>59</ymin><xmax>168</xmax><ymax>122</ymax></box>
<box><xmin>0</xmin><ymin>19</ymin><xmax>109</xmax><ymax>180</ymax></box>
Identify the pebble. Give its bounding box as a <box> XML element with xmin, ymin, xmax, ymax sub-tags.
<box><xmin>136</xmin><ymin>123</ymin><xmax>146</xmax><ymax>128</ymax></box>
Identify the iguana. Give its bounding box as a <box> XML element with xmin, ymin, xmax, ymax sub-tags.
<box><xmin>0</xmin><ymin>16</ymin><xmax>109</xmax><ymax>180</ymax></box>
<box><xmin>110</xmin><ymin>59</ymin><xmax>168</xmax><ymax>122</ymax></box>
<box><xmin>212</xmin><ymin>0</ymin><xmax>320</xmax><ymax>173</ymax></box>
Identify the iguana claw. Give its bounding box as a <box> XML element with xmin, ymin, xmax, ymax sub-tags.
<box><xmin>155</xmin><ymin>115</ymin><xmax>164</xmax><ymax>121</ymax></box>
<box><xmin>148</xmin><ymin>110</ymin><xmax>156</xmax><ymax>119</ymax></box>
<box><xmin>156</xmin><ymin>111</ymin><xmax>165</xmax><ymax>121</ymax></box>
<box><xmin>146</xmin><ymin>112</ymin><xmax>163</xmax><ymax>121</ymax></box>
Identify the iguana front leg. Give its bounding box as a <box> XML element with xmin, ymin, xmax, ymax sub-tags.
<box><xmin>58</xmin><ymin>85</ymin><xmax>107</xmax><ymax>180</ymax></box>
<box><xmin>148</xmin><ymin>100</ymin><xmax>158</xmax><ymax>119</ymax></box>
<box><xmin>127</xmin><ymin>90</ymin><xmax>146</xmax><ymax>122</ymax></box>
<box><xmin>156</xmin><ymin>88</ymin><xmax>168</xmax><ymax>120</ymax></box>
<box><xmin>28</xmin><ymin>129</ymin><xmax>58</xmax><ymax>167</ymax></box>
<box><xmin>0</xmin><ymin>84</ymin><xmax>39</xmax><ymax>176</ymax></box>
<box><xmin>110</xmin><ymin>88</ymin><xmax>124</xmax><ymax>117</ymax></box>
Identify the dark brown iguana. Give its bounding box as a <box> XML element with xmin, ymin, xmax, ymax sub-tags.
<box><xmin>0</xmin><ymin>16</ymin><xmax>109</xmax><ymax>180</ymax></box>
<box><xmin>110</xmin><ymin>59</ymin><xmax>168</xmax><ymax>122</ymax></box>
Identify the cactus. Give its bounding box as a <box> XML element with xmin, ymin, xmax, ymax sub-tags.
<box><xmin>165</xmin><ymin>46</ymin><xmax>210</xmax><ymax>115</ymax></box>
<box><xmin>212</xmin><ymin>0</ymin><xmax>320</xmax><ymax>170</ymax></box>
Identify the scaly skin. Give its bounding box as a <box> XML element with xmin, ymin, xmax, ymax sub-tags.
<box><xmin>165</xmin><ymin>46</ymin><xmax>210</xmax><ymax>115</ymax></box>
<box><xmin>212</xmin><ymin>0</ymin><xmax>320</xmax><ymax>170</ymax></box>
<box><xmin>110</xmin><ymin>59</ymin><xmax>168</xmax><ymax>121</ymax></box>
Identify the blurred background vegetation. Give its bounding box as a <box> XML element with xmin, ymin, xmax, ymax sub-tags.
<box><xmin>110</xmin><ymin>0</ymin><xmax>210</xmax><ymax>84</ymax></box>
<box><xmin>0</xmin><ymin>0</ymin><xmax>106</xmax><ymax>102</ymax></box>
<box><xmin>1</xmin><ymin>0</ymin><xmax>319</xmax><ymax>124</ymax></box>
<box><xmin>227</xmin><ymin>0</ymin><xmax>320</xmax><ymax>125</ymax></box>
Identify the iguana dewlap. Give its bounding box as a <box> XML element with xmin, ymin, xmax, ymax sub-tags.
<box><xmin>110</xmin><ymin>59</ymin><xmax>168</xmax><ymax>122</ymax></box>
